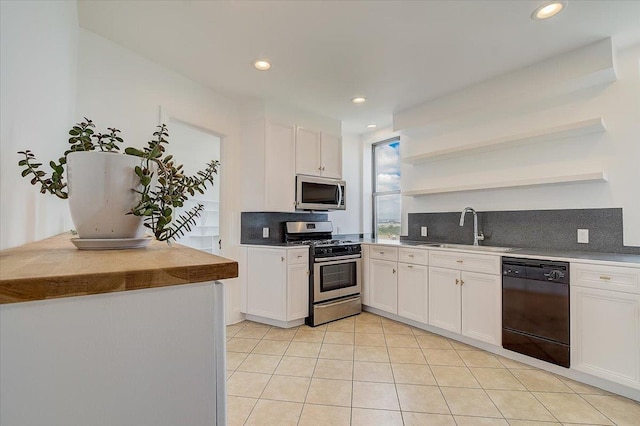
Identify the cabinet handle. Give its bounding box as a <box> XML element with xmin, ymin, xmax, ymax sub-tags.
<box><xmin>408</xmin><ymin>254</ymin><xmax>414</xmax><ymax>257</ymax></box>
<box><xmin>460</xmin><ymin>279</ymin><xmax>465</xmax><ymax>286</ymax></box>
<box><xmin>455</xmin><ymin>279</ymin><xmax>460</xmax><ymax>285</ymax></box>
<box><xmin>456</xmin><ymin>260</ymin><xmax>463</xmax><ymax>263</ymax></box>
<box><xmin>407</xmin><ymin>265</ymin><xmax>413</xmax><ymax>269</ymax></box>
<box><xmin>318</xmin><ymin>167</ymin><xmax>322</xmax><ymax>171</ymax></box>
<box><xmin>307</xmin><ymin>270</ymin><xmax>310</xmax><ymax>275</ymax></box>
<box><xmin>322</xmin><ymin>166</ymin><xmax>325</xmax><ymax>171</ymax></box>
<box><xmin>379</xmin><ymin>251</ymin><xmax>385</xmax><ymax>255</ymax></box>
<box><xmin>600</xmin><ymin>276</ymin><xmax>611</xmax><ymax>280</ymax></box>
<box><xmin>281</xmin><ymin>256</ymin><xmax>285</xmax><ymax>262</ymax></box>
<box><xmin>297</xmin><ymin>255</ymin><xmax>303</xmax><ymax>258</ymax></box>
<box><xmin>393</xmin><ymin>269</ymin><xmax>396</xmax><ymax>274</ymax></box>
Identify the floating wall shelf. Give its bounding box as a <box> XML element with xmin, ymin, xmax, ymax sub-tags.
<box><xmin>402</xmin><ymin>172</ymin><xmax>608</xmax><ymax>197</ymax></box>
<box><xmin>403</xmin><ymin>117</ymin><xmax>606</xmax><ymax>165</ymax></box>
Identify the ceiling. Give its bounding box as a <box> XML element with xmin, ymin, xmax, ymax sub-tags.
<box><xmin>78</xmin><ymin>1</ymin><xmax>640</xmax><ymax>135</ymax></box>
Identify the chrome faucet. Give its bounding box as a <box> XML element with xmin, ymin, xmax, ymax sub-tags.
<box><xmin>459</xmin><ymin>207</ymin><xmax>485</xmax><ymax>246</ymax></box>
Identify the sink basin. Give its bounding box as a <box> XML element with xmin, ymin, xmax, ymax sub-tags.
<box><xmin>419</xmin><ymin>243</ymin><xmax>515</xmax><ymax>252</ymax></box>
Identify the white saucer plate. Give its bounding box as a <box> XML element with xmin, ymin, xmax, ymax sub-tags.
<box><xmin>71</xmin><ymin>237</ymin><xmax>153</xmax><ymax>250</ymax></box>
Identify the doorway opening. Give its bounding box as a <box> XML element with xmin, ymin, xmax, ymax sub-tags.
<box><xmin>168</xmin><ymin>119</ymin><xmax>221</xmax><ymax>254</ymax></box>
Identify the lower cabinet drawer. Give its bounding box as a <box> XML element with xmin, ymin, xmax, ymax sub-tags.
<box><xmin>370</xmin><ymin>246</ymin><xmax>399</xmax><ymax>262</ymax></box>
<box><xmin>287</xmin><ymin>249</ymin><xmax>308</xmax><ymax>265</ymax></box>
<box><xmin>429</xmin><ymin>250</ymin><xmax>499</xmax><ymax>275</ymax></box>
<box><xmin>571</xmin><ymin>263</ymin><xmax>640</xmax><ymax>294</ymax></box>
<box><xmin>398</xmin><ymin>248</ymin><xmax>429</xmax><ymax>265</ymax></box>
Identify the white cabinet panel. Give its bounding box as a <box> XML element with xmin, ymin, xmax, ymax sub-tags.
<box><xmin>247</xmin><ymin>248</ymin><xmax>287</xmax><ymax>321</ymax></box>
<box><xmin>296</xmin><ymin>128</ymin><xmax>342</xmax><ymax>179</ymax></box>
<box><xmin>398</xmin><ymin>247</ymin><xmax>429</xmax><ymax>265</ymax></box>
<box><xmin>242</xmin><ymin>119</ymin><xmax>296</xmax><ymax>212</ymax></box>
<box><xmin>428</xmin><ymin>266</ymin><xmax>500</xmax><ymax>345</ymax></box>
<box><xmin>287</xmin><ymin>248</ymin><xmax>309</xmax><ymax>264</ymax></box>
<box><xmin>295</xmin><ymin>127</ymin><xmax>321</xmax><ymax>176</ymax></box>
<box><xmin>398</xmin><ymin>263</ymin><xmax>428</xmax><ymax>323</ymax></box>
<box><xmin>369</xmin><ymin>259</ymin><xmax>398</xmax><ymax>315</ymax></box>
<box><xmin>320</xmin><ymin>133</ymin><xmax>342</xmax><ymax>179</ymax></box>
<box><xmin>287</xmin><ymin>262</ymin><xmax>309</xmax><ymax>321</ymax></box>
<box><xmin>265</xmin><ymin>122</ymin><xmax>296</xmax><ymax>211</ymax></box>
<box><xmin>572</xmin><ymin>263</ymin><xmax>640</xmax><ymax>294</ymax></box>
<box><xmin>370</xmin><ymin>246</ymin><xmax>399</xmax><ymax>262</ymax></box>
<box><xmin>362</xmin><ymin>244</ymin><xmax>370</xmax><ymax>306</ymax></box>
<box><xmin>571</xmin><ymin>285</ymin><xmax>640</xmax><ymax>389</ymax></box>
<box><xmin>429</xmin><ymin>251</ymin><xmax>500</xmax><ymax>275</ymax></box>
<box><xmin>461</xmin><ymin>271</ymin><xmax>501</xmax><ymax>346</ymax></box>
<box><xmin>428</xmin><ymin>267</ymin><xmax>461</xmax><ymax>333</ymax></box>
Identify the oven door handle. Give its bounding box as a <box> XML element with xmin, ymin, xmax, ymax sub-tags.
<box><xmin>314</xmin><ymin>254</ymin><xmax>362</xmax><ymax>263</ymax></box>
<box><xmin>316</xmin><ymin>295</ymin><xmax>361</xmax><ymax>308</ymax></box>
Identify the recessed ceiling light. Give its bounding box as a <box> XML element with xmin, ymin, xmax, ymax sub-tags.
<box><xmin>531</xmin><ymin>1</ymin><xmax>566</xmax><ymax>20</ymax></box>
<box><xmin>253</xmin><ymin>59</ymin><xmax>271</xmax><ymax>71</ymax></box>
<box><xmin>367</xmin><ymin>124</ymin><xmax>377</xmax><ymax>128</ymax></box>
<box><xmin>351</xmin><ymin>97</ymin><xmax>366</xmax><ymax>104</ymax></box>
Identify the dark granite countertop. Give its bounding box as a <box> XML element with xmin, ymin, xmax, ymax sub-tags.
<box><xmin>240</xmin><ymin>238</ymin><xmax>640</xmax><ymax>265</ymax></box>
<box><xmin>359</xmin><ymin>239</ymin><xmax>640</xmax><ymax>266</ymax></box>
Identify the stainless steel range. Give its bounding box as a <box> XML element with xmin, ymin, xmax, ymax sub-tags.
<box><xmin>285</xmin><ymin>221</ymin><xmax>362</xmax><ymax>327</ymax></box>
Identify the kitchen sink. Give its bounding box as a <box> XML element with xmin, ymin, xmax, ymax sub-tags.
<box><xmin>419</xmin><ymin>243</ymin><xmax>515</xmax><ymax>252</ymax></box>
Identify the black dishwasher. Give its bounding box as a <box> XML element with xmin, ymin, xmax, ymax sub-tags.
<box><xmin>502</xmin><ymin>257</ymin><xmax>570</xmax><ymax>368</ymax></box>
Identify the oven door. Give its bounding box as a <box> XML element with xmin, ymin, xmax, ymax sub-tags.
<box><xmin>313</xmin><ymin>256</ymin><xmax>361</xmax><ymax>303</ymax></box>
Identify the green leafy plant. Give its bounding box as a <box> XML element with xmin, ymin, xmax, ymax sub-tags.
<box><xmin>18</xmin><ymin>118</ymin><xmax>219</xmax><ymax>242</ymax></box>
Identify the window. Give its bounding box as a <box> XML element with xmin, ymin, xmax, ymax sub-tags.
<box><xmin>372</xmin><ymin>138</ymin><xmax>400</xmax><ymax>241</ymax></box>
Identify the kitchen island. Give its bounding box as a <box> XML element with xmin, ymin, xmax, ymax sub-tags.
<box><xmin>0</xmin><ymin>233</ymin><xmax>238</xmax><ymax>426</ymax></box>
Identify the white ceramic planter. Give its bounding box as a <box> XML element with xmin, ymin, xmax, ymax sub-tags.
<box><xmin>67</xmin><ymin>151</ymin><xmax>146</xmax><ymax>239</ymax></box>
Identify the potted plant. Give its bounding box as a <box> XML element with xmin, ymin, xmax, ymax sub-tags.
<box><xmin>18</xmin><ymin>118</ymin><xmax>218</xmax><ymax>248</ymax></box>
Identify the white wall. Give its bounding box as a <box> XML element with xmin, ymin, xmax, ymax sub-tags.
<box><xmin>0</xmin><ymin>0</ymin><xmax>78</xmax><ymax>250</ymax></box>
<box><xmin>397</xmin><ymin>43</ymin><xmax>640</xmax><ymax>248</ymax></box>
<box><xmin>76</xmin><ymin>29</ymin><xmax>245</xmax><ymax>322</ymax></box>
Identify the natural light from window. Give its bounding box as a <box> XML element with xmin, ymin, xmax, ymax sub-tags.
<box><xmin>373</xmin><ymin>139</ymin><xmax>401</xmax><ymax>241</ymax></box>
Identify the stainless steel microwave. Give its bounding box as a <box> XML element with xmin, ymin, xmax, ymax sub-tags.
<box><xmin>295</xmin><ymin>175</ymin><xmax>346</xmax><ymax>211</ymax></box>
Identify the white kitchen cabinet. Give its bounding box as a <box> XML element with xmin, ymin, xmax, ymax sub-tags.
<box><xmin>247</xmin><ymin>247</ymin><xmax>287</xmax><ymax>321</ymax></box>
<box><xmin>287</xmin><ymin>262</ymin><xmax>309</xmax><ymax>321</ymax></box>
<box><xmin>430</xmin><ymin>250</ymin><xmax>500</xmax><ymax>275</ymax></box>
<box><xmin>428</xmin><ymin>252</ymin><xmax>502</xmax><ymax>346</ymax></box>
<box><xmin>369</xmin><ymin>258</ymin><xmax>398</xmax><ymax>315</ymax></box>
<box><xmin>362</xmin><ymin>244</ymin><xmax>370</xmax><ymax>306</ymax></box>
<box><xmin>295</xmin><ymin>127</ymin><xmax>321</xmax><ymax>176</ymax></box>
<box><xmin>246</xmin><ymin>247</ymin><xmax>309</xmax><ymax>326</ymax></box>
<box><xmin>461</xmin><ymin>271</ymin><xmax>501</xmax><ymax>346</ymax></box>
<box><xmin>320</xmin><ymin>133</ymin><xmax>342</xmax><ymax>179</ymax></box>
<box><xmin>428</xmin><ymin>266</ymin><xmax>461</xmax><ymax>333</ymax></box>
<box><xmin>398</xmin><ymin>262</ymin><xmax>428</xmax><ymax>323</ymax></box>
<box><xmin>242</xmin><ymin>120</ymin><xmax>297</xmax><ymax>212</ymax></box>
<box><xmin>295</xmin><ymin>127</ymin><xmax>342</xmax><ymax>179</ymax></box>
<box><xmin>571</xmin><ymin>263</ymin><xmax>640</xmax><ymax>389</ymax></box>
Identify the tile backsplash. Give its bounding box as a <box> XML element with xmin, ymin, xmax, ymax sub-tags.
<box><xmin>241</xmin><ymin>212</ymin><xmax>328</xmax><ymax>244</ymax></box>
<box><xmin>406</xmin><ymin>208</ymin><xmax>640</xmax><ymax>255</ymax></box>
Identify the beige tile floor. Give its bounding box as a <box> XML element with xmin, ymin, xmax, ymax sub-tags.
<box><xmin>226</xmin><ymin>312</ymin><xmax>640</xmax><ymax>426</ymax></box>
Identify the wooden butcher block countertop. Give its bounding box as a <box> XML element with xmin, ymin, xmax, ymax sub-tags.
<box><xmin>0</xmin><ymin>233</ymin><xmax>238</xmax><ymax>304</ymax></box>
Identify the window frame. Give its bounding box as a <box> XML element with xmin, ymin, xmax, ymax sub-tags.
<box><xmin>371</xmin><ymin>137</ymin><xmax>401</xmax><ymax>239</ymax></box>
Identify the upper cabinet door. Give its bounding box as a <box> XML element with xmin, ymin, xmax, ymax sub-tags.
<box><xmin>320</xmin><ymin>133</ymin><xmax>342</xmax><ymax>179</ymax></box>
<box><xmin>295</xmin><ymin>127</ymin><xmax>321</xmax><ymax>176</ymax></box>
<box><xmin>265</xmin><ymin>122</ymin><xmax>296</xmax><ymax>211</ymax></box>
